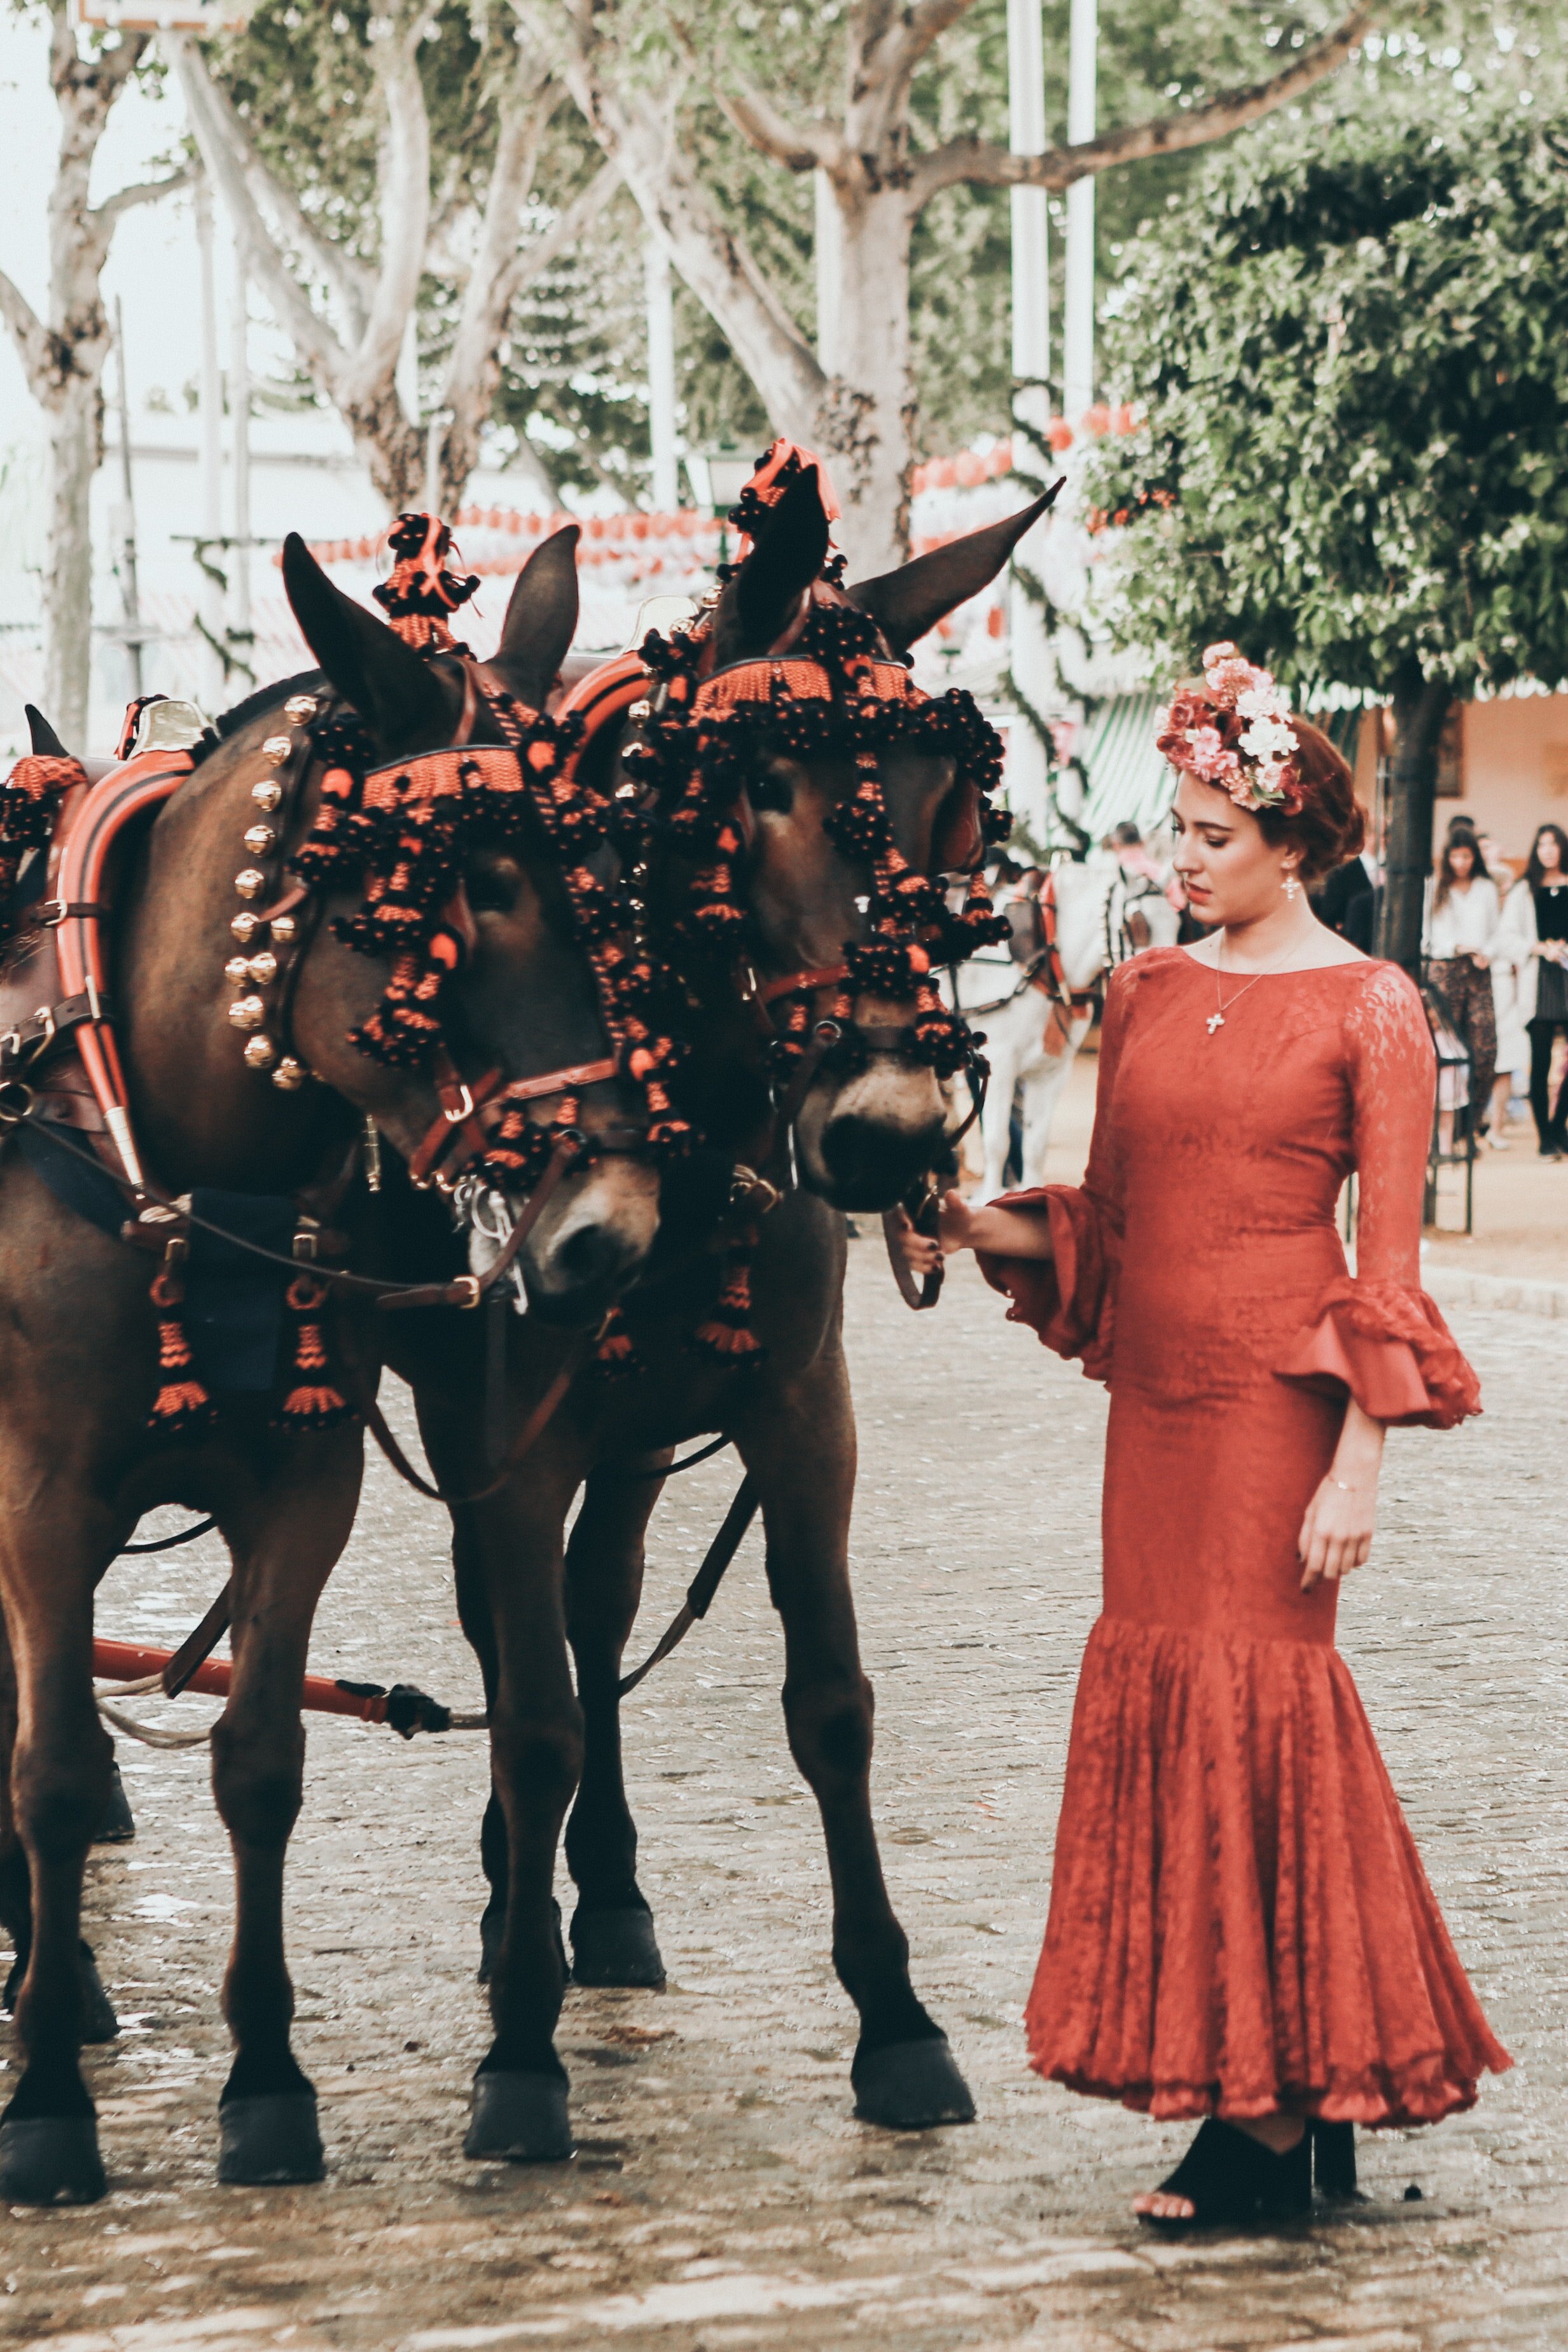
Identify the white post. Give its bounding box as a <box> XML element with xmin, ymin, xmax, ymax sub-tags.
<box><xmin>397</xmin><ymin>314</ymin><xmax>419</xmax><ymax>431</ymax></box>
<box><xmin>1005</xmin><ymin>0</ymin><xmax>1053</xmax><ymax>845</ymax></box>
<box><xmin>230</xmin><ymin>261</ymin><xmax>253</xmax><ymax>658</ymax></box>
<box><xmin>644</xmin><ymin>238</ymin><xmax>679</xmax><ymax>513</ymax></box>
<box><xmin>1063</xmin><ymin>0</ymin><xmax>1099</xmax><ymax>428</ymax></box>
<box><xmin>195</xmin><ymin>176</ymin><xmax>225</xmax><ymax>712</ymax></box>
<box><xmin>814</xmin><ymin>166</ymin><xmax>843</xmax><ymax>373</ymax></box>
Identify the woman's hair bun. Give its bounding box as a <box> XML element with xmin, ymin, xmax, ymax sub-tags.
<box><xmin>1256</xmin><ymin>718</ymin><xmax>1366</xmax><ymax>883</ymax></box>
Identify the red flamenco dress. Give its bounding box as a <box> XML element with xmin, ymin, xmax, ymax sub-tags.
<box><xmin>979</xmin><ymin>949</ymin><xmax>1510</xmax><ymax>2126</ymax></box>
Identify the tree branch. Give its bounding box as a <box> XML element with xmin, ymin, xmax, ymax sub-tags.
<box><xmin>0</xmin><ymin>266</ymin><xmax>52</xmax><ymax>400</ymax></box>
<box><xmin>169</xmin><ymin>36</ymin><xmax>350</xmax><ymax>393</ymax></box>
<box><xmin>169</xmin><ymin>37</ymin><xmax>371</xmax><ymax>342</ymax></box>
<box><xmin>506</xmin><ymin>156</ymin><xmax>621</xmax><ymax>302</ymax></box>
<box><xmin>909</xmin><ymin>6</ymin><xmax>1372</xmax><ymax>205</ymax></box>
<box><xmin>712</xmin><ymin>78</ymin><xmax>837</xmax><ymax>172</ymax></box>
<box><xmin>354</xmin><ymin>13</ymin><xmax>435</xmax><ymax>405</ymax></box>
<box><xmin>92</xmin><ymin>163</ymin><xmax>195</xmax><ymax>234</ymax></box>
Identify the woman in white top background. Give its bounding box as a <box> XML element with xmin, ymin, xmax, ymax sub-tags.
<box><xmin>1424</xmin><ymin>828</ymin><xmax>1500</xmax><ymax>1148</ymax></box>
<box><xmin>1495</xmin><ymin>823</ymin><xmax>1568</xmax><ymax>1158</ymax></box>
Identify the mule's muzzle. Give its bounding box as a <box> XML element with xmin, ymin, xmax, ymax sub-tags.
<box><xmin>812</xmin><ymin>1108</ymin><xmax>947</xmax><ymax>1213</ymax></box>
<box><xmin>517</xmin><ymin>1159</ymin><xmax>661</xmax><ymax>1327</ymax></box>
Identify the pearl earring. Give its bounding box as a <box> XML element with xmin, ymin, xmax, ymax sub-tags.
<box><xmin>1282</xmin><ymin>868</ymin><xmax>1301</xmax><ymax>901</ymax></box>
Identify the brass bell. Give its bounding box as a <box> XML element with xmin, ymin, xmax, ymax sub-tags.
<box><xmin>235</xmin><ymin>868</ymin><xmax>266</xmax><ymax>900</ymax></box>
<box><xmin>270</xmin><ymin>913</ymin><xmax>298</xmax><ymax>945</ymax></box>
<box><xmin>231</xmin><ymin>910</ymin><xmax>263</xmax><ymax>943</ymax></box>
<box><xmin>284</xmin><ymin>695</ymin><xmax>318</xmax><ymax>721</ymax></box>
<box><xmin>248</xmin><ymin>950</ymin><xmax>279</xmax><ymax>985</ymax></box>
<box><xmin>243</xmin><ymin>825</ymin><xmax>277</xmax><ymax>856</ymax></box>
<box><xmin>224</xmin><ymin>955</ymin><xmax>251</xmax><ymax>985</ymax></box>
<box><xmin>243</xmin><ymin>1034</ymin><xmax>277</xmax><ymax>1071</ymax></box>
<box><xmin>272</xmin><ymin>1056</ymin><xmax>307</xmax><ymax>1091</ymax></box>
<box><xmin>228</xmin><ymin>994</ymin><xmax>267</xmax><ymax>1031</ymax></box>
<box><xmin>251</xmin><ymin>779</ymin><xmax>283</xmax><ymax>812</ymax></box>
<box><xmin>262</xmin><ymin>734</ymin><xmax>293</xmax><ymax>763</ymax></box>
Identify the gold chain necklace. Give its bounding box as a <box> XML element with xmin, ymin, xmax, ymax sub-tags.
<box><xmin>1206</xmin><ymin>938</ymin><xmax>1294</xmax><ymax>1036</ymax></box>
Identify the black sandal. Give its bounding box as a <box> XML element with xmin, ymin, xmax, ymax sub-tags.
<box><xmin>1311</xmin><ymin>2119</ymin><xmax>1366</xmax><ymax>2202</ymax></box>
<box><xmin>1138</xmin><ymin>2117</ymin><xmax>1312</xmax><ymax>2232</ymax></box>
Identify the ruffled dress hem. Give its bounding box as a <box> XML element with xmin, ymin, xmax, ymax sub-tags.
<box><xmin>1022</xmin><ymin>1616</ymin><xmax>1510</xmax><ymax>2129</ymax></box>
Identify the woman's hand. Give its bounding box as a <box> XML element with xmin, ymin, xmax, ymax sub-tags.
<box><xmin>888</xmin><ymin>1190</ymin><xmax>1058</xmax><ymax>1270</ymax></box>
<box><xmin>887</xmin><ymin>1204</ymin><xmax>943</xmax><ymax>1280</ymax></box>
<box><xmin>1298</xmin><ymin>1400</ymin><xmax>1386</xmax><ymax>1590</ymax></box>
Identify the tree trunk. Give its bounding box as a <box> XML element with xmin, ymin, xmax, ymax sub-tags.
<box><xmin>814</xmin><ymin>182</ymin><xmax>915</xmax><ymax>577</ymax></box>
<box><xmin>43</xmin><ymin>368</ymin><xmax>102</xmax><ymax>744</ymax></box>
<box><xmin>1377</xmin><ymin>664</ymin><xmax>1451</xmax><ymax>977</ymax></box>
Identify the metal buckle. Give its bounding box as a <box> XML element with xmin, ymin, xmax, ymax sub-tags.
<box><xmin>813</xmin><ymin>1019</ymin><xmax>843</xmax><ymax>1047</ymax></box>
<box><xmin>32</xmin><ymin>1007</ymin><xmax>56</xmax><ymax>1052</ymax></box>
<box><xmin>452</xmin><ymin>1275</ymin><xmax>482</xmax><ymax>1310</ymax></box>
<box><xmin>0</xmin><ymin>1080</ymin><xmax>35</xmax><ymax>1124</ymax></box>
<box><xmin>443</xmin><ymin>1083</ymin><xmax>476</xmax><ymax>1125</ymax></box>
<box><xmin>38</xmin><ymin>901</ymin><xmax>65</xmax><ymax>928</ymax></box>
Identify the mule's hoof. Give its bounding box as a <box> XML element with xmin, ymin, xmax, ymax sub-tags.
<box><xmin>93</xmin><ymin>1761</ymin><xmax>137</xmax><ymax>1844</ymax></box>
<box><xmin>217</xmin><ymin>2094</ymin><xmax>324</xmax><ymax>2185</ymax></box>
<box><xmin>852</xmin><ymin>2037</ymin><xmax>976</xmax><ymax>2130</ymax></box>
<box><xmin>0</xmin><ymin>2116</ymin><xmax>106</xmax><ymax>2204</ymax></box>
<box><xmin>464</xmin><ymin>2071</ymin><xmax>573</xmax><ymax>2162</ymax></box>
<box><xmin>570</xmin><ymin>1906</ymin><xmax>666</xmax><ymax>1988</ymax></box>
<box><xmin>79</xmin><ymin>1943</ymin><xmax>119</xmax><ymax>2044</ymax></box>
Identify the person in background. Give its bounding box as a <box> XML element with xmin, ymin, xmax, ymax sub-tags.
<box><xmin>1312</xmin><ymin>845</ymin><xmax>1375</xmax><ymax>950</ymax></box>
<box><xmin>1496</xmin><ymin>823</ymin><xmax>1568</xmax><ymax>1158</ymax></box>
<box><xmin>1424</xmin><ymin>829</ymin><xmax>1501</xmax><ymax>1148</ymax></box>
<box><xmin>1478</xmin><ymin>833</ymin><xmax>1525</xmax><ymax>1141</ymax></box>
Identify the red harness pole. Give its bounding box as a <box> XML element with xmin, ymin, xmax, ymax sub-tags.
<box><xmin>93</xmin><ymin>1638</ymin><xmax>399</xmax><ymax>1727</ymax></box>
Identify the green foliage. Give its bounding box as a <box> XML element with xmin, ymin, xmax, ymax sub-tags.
<box><xmin>1083</xmin><ymin>57</ymin><xmax>1568</xmax><ymax>695</ymax></box>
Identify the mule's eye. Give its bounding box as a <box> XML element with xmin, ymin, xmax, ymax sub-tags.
<box><xmin>466</xmin><ymin>858</ymin><xmax>522</xmax><ymax>915</ymax></box>
<box><xmin>748</xmin><ymin>767</ymin><xmax>793</xmax><ymax>816</ymax></box>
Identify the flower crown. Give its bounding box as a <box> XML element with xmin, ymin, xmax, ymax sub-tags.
<box><xmin>1155</xmin><ymin>643</ymin><xmax>1302</xmax><ymax>814</ymax></box>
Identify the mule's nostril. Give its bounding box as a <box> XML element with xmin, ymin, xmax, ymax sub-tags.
<box><xmin>555</xmin><ymin>1223</ymin><xmax>627</xmax><ymax>1289</ymax></box>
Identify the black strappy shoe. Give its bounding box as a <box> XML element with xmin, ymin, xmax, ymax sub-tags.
<box><xmin>1311</xmin><ymin>2119</ymin><xmax>1366</xmax><ymax>2202</ymax></box>
<box><xmin>1137</xmin><ymin>2118</ymin><xmax>1312</xmax><ymax>2232</ymax></box>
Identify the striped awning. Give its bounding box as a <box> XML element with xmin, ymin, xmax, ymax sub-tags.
<box><xmin>1078</xmin><ymin>693</ymin><xmax>1171</xmax><ymax>842</ymax></box>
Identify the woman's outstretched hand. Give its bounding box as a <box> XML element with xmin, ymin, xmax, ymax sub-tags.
<box><xmin>887</xmin><ymin>1189</ymin><xmax>1056</xmax><ymax>1277</ymax></box>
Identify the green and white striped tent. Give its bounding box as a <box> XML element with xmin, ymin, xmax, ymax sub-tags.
<box><xmin>1076</xmin><ymin>695</ymin><xmax>1364</xmax><ymax>844</ymax></box>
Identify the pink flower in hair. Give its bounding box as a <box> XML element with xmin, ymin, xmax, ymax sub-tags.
<box><xmin>1186</xmin><ymin>727</ymin><xmax>1237</xmax><ymax>783</ymax></box>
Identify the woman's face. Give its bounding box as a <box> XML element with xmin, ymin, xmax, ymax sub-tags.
<box><xmin>1539</xmin><ymin>831</ymin><xmax>1564</xmax><ymax>876</ymax></box>
<box><xmin>1449</xmin><ymin>844</ymin><xmax>1474</xmax><ymax>882</ymax></box>
<box><xmin>1170</xmin><ymin>774</ymin><xmax>1300</xmax><ymax>926</ymax></box>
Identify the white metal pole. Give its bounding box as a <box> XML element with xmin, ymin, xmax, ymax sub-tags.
<box><xmin>644</xmin><ymin>239</ymin><xmax>679</xmax><ymax>513</ymax></box>
<box><xmin>230</xmin><ymin>261</ymin><xmax>253</xmax><ymax>654</ymax></box>
<box><xmin>195</xmin><ymin>176</ymin><xmax>225</xmax><ymax>711</ymax></box>
<box><xmin>1063</xmin><ymin>0</ymin><xmax>1098</xmax><ymax>428</ymax></box>
<box><xmin>814</xmin><ymin>166</ymin><xmax>843</xmax><ymax>373</ymax></box>
<box><xmin>1005</xmin><ymin>0</ymin><xmax>1053</xmax><ymax>844</ymax></box>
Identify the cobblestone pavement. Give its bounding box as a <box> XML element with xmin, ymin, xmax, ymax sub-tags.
<box><xmin>5</xmin><ymin>1246</ymin><xmax>1567</xmax><ymax>2351</ymax></box>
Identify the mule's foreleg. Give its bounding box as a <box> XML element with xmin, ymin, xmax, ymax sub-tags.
<box><xmin>0</xmin><ymin>1526</ymin><xmax>113</xmax><ymax>2203</ymax></box>
<box><xmin>209</xmin><ymin>1435</ymin><xmax>362</xmax><ymax>2185</ymax></box>
<box><xmin>979</xmin><ymin>999</ymin><xmax>1032</xmax><ymax>1200</ymax></box>
<box><xmin>436</xmin><ymin>1444</ymin><xmax>583</xmax><ymax>2164</ymax></box>
<box><xmin>563</xmin><ymin>1463</ymin><xmax>667</xmax><ymax>1987</ymax></box>
<box><xmin>733</xmin><ymin>1360</ymin><xmax>975</xmax><ymax>2131</ymax></box>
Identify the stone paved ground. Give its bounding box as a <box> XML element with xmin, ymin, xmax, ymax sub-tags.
<box><xmin>5</xmin><ymin>1246</ymin><xmax>1567</xmax><ymax>2352</ymax></box>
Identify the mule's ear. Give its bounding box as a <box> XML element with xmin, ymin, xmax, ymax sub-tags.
<box><xmin>25</xmin><ymin>704</ymin><xmax>68</xmax><ymax>758</ymax></box>
<box><xmin>489</xmin><ymin>524</ymin><xmax>580</xmax><ymax>709</ymax></box>
<box><xmin>848</xmin><ymin>480</ymin><xmax>1065</xmax><ymax>654</ymax></box>
<box><xmin>281</xmin><ymin>532</ymin><xmax>452</xmax><ymax>753</ymax></box>
<box><xmin>712</xmin><ymin>465</ymin><xmax>830</xmax><ymax>665</ymax></box>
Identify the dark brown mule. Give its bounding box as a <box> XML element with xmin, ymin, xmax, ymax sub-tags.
<box><xmin>373</xmin><ymin>471</ymin><xmax>1050</xmax><ymax>2159</ymax></box>
<box><xmin>0</xmin><ymin>527</ymin><xmax>656</xmax><ymax>2204</ymax></box>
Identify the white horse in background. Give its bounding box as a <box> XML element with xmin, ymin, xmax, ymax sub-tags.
<box><xmin>953</xmin><ymin>861</ymin><xmax>1180</xmax><ymax>1200</ymax></box>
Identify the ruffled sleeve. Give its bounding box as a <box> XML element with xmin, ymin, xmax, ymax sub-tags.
<box><xmin>1277</xmin><ymin>964</ymin><xmax>1481</xmax><ymax>1431</ymax></box>
<box><xmin>975</xmin><ymin>962</ymin><xmax>1132</xmax><ymax>1384</ymax></box>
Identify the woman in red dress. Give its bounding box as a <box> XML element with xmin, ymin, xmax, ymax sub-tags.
<box><xmin>903</xmin><ymin>648</ymin><xmax>1509</xmax><ymax>2227</ymax></box>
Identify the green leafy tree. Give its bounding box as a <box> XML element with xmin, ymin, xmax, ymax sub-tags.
<box><xmin>1081</xmin><ymin>60</ymin><xmax>1568</xmax><ymax>968</ymax></box>
<box><xmin>533</xmin><ymin>0</ymin><xmax>1372</xmax><ymax>571</ymax></box>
